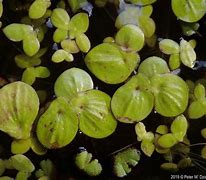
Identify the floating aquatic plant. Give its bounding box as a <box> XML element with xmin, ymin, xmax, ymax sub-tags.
<box><xmin>0</xmin><ymin>0</ymin><xmax>206</xmax><ymax>178</ymax></box>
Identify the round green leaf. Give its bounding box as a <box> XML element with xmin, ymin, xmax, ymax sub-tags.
<box><xmin>115</xmin><ymin>24</ymin><xmax>144</xmax><ymax>52</ymax></box>
<box><xmin>21</xmin><ymin>67</ymin><xmax>36</xmax><ymax>85</ymax></box>
<box><xmin>159</xmin><ymin>39</ymin><xmax>180</xmax><ymax>55</ymax></box>
<box><xmin>111</xmin><ymin>73</ymin><xmax>154</xmax><ymax>123</ymax></box>
<box><xmin>3</xmin><ymin>24</ymin><xmax>33</xmax><ymax>42</ymax></box>
<box><xmin>158</xmin><ymin>133</ymin><xmax>177</xmax><ymax>148</ymax></box>
<box><xmin>103</xmin><ymin>36</ymin><xmax>115</xmax><ymax>43</ymax></box>
<box><xmin>0</xmin><ymin>0</ymin><xmax>3</xmax><ymax>18</ymax></box>
<box><xmin>160</xmin><ymin>162</ymin><xmax>178</xmax><ymax>172</ymax></box>
<box><xmin>171</xmin><ymin>115</ymin><xmax>188</xmax><ymax>141</ymax></box>
<box><xmin>201</xmin><ymin>145</ymin><xmax>206</xmax><ymax>159</ymax></box>
<box><xmin>141</xmin><ymin>140</ymin><xmax>155</xmax><ymax>157</ymax></box>
<box><xmin>156</xmin><ymin>125</ymin><xmax>169</xmax><ymax>135</ymax></box>
<box><xmin>15</xmin><ymin>55</ymin><xmax>41</xmax><ymax>69</ymax></box>
<box><xmin>23</xmin><ymin>33</ymin><xmax>40</xmax><ymax>56</ymax></box>
<box><xmin>201</xmin><ymin>128</ymin><xmax>206</xmax><ymax>139</ymax></box>
<box><xmin>135</xmin><ymin>122</ymin><xmax>147</xmax><ymax>141</ymax></box>
<box><xmin>30</xmin><ymin>136</ymin><xmax>47</xmax><ymax>155</ymax></box>
<box><xmin>52</xmin><ymin>49</ymin><xmax>74</xmax><ymax>63</ymax></box>
<box><xmin>37</xmin><ymin>97</ymin><xmax>78</xmax><ymax>149</ymax></box>
<box><xmin>34</xmin><ymin>66</ymin><xmax>50</xmax><ymax>78</ymax></box>
<box><xmin>188</xmin><ymin>100</ymin><xmax>206</xmax><ymax>119</ymax></box>
<box><xmin>0</xmin><ymin>82</ymin><xmax>39</xmax><ymax>139</ymax></box>
<box><xmin>15</xmin><ymin>171</ymin><xmax>31</xmax><ymax>180</ymax></box>
<box><xmin>115</xmin><ymin>6</ymin><xmax>153</xmax><ymax>29</ymax></box>
<box><xmin>138</xmin><ymin>56</ymin><xmax>170</xmax><ymax>78</ymax></box>
<box><xmin>10</xmin><ymin>154</ymin><xmax>35</xmax><ymax>172</ymax></box>
<box><xmin>11</xmin><ymin>138</ymin><xmax>31</xmax><ymax>154</ymax></box>
<box><xmin>128</xmin><ymin>0</ymin><xmax>156</xmax><ymax>5</ymax></box>
<box><xmin>68</xmin><ymin>13</ymin><xmax>89</xmax><ymax>35</ymax></box>
<box><xmin>61</xmin><ymin>39</ymin><xmax>80</xmax><ymax>53</ymax></box>
<box><xmin>172</xmin><ymin>0</ymin><xmax>206</xmax><ymax>22</ymax></box>
<box><xmin>76</xmin><ymin>33</ymin><xmax>91</xmax><ymax>53</ymax></box>
<box><xmin>85</xmin><ymin>43</ymin><xmax>139</xmax><ymax>84</ymax></box>
<box><xmin>68</xmin><ymin>0</ymin><xmax>88</xmax><ymax>13</ymax></box>
<box><xmin>169</xmin><ymin>53</ymin><xmax>181</xmax><ymax>70</ymax></box>
<box><xmin>138</xmin><ymin>16</ymin><xmax>155</xmax><ymax>38</ymax></box>
<box><xmin>194</xmin><ymin>83</ymin><xmax>205</xmax><ymax>100</ymax></box>
<box><xmin>151</xmin><ymin>74</ymin><xmax>189</xmax><ymax>117</ymax></box>
<box><xmin>54</xmin><ymin>68</ymin><xmax>93</xmax><ymax>100</ymax></box>
<box><xmin>51</xmin><ymin>8</ymin><xmax>70</xmax><ymax>30</ymax></box>
<box><xmin>29</xmin><ymin>0</ymin><xmax>48</xmax><ymax>19</ymax></box>
<box><xmin>180</xmin><ymin>39</ymin><xmax>196</xmax><ymax>68</ymax></box>
<box><xmin>70</xmin><ymin>90</ymin><xmax>117</xmax><ymax>138</ymax></box>
<box><xmin>53</xmin><ymin>29</ymin><xmax>68</xmax><ymax>43</ymax></box>
<box><xmin>144</xmin><ymin>132</ymin><xmax>154</xmax><ymax>142</ymax></box>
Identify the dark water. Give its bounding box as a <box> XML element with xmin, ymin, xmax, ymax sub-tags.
<box><xmin>0</xmin><ymin>0</ymin><xmax>206</xmax><ymax>179</ymax></box>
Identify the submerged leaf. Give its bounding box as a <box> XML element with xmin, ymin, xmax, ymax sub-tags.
<box><xmin>113</xmin><ymin>148</ymin><xmax>140</xmax><ymax>177</ymax></box>
<box><xmin>35</xmin><ymin>159</ymin><xmax>55</xmax><ymax>178</ymax></box>
<box><xmin>75</xmin><ymin>150</ymin><xmax>102</xmax><ymax>176</ymax></box>
<box><xmin>160</xmin><ymin>162</ymin><xmax>178</xmax><ymax>172</ymax></box>
<box><xmin>201</xmin><ymin>128</ymin><xmax>206</xmax><ymax>139</ymax></box>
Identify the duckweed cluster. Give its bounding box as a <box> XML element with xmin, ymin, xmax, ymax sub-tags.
<box><xmin>0</xmin><ymin>0</ymin><xmax>206</xmax><ymax>179</ymax></box>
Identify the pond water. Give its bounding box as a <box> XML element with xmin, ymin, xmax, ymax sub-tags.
<box><xmin>0</xmin><ymin>0</ymin><xmax>206</xmax><ymax>179</ymax></box>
